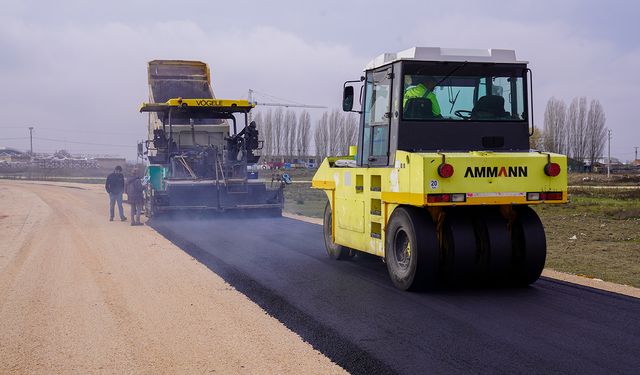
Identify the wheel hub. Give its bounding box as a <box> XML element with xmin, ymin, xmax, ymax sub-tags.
<box><xmin>394</xmin><ymin>230</ymin><xmax>411</xmax><ymax>270</ymax></box>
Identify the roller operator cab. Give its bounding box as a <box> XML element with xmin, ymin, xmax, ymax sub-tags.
<box><xmin>312</xmin><ymin>47</ymin><xmax>568</xmax><ymax>291</ymax></box>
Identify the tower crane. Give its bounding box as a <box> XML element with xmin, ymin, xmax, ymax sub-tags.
<box><xmin>248</xmin><ymin>89</ymin><xmax>327</xmax><ymax>109</ymax></box>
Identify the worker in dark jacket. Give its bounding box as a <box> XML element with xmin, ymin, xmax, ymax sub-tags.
<box><xmin>105</xmin><ymin>165</ymin><xmax>127</xmax><ymax>222</ymax></box>
<box><xmin>126</xmin><ymin>168</ymin><xmax>145</xmax><ymax>226</ymax></box>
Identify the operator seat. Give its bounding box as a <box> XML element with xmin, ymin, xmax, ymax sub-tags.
<box><xmin>404</xmin><ymin>98</ymin><xmax>434</xmax><ymax>120</ymax></box>
<box><xmin>471</xmin><ymin>95</ymin><xmax>510</xmax><ymax>119</ymax></box>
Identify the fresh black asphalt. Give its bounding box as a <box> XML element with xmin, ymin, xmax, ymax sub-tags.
<box><xmin>150</xmin><ymin>216</ymin><xmax>640</xmax><ymax>375</ymax></box>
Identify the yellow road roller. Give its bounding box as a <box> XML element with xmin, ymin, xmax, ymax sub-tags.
<box><xmin>312</xmin><ymin>47</ymin><xmax>567</xmax><ymax>290</ymax></box>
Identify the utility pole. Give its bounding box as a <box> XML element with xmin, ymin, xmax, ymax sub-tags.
<box><xmin>607</xmin><ymin>129</ymin><xmax>611</xmax><ymax>178</ymax></box>
<box><xmin>28</xmin><ymin>126</ymin><xmax>34</xmax><ymax>156</ymax></box>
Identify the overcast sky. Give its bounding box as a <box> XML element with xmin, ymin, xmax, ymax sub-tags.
<box><xmin>1</xmin><ymin>0</ymin><xmax>638</xmax><ymax>161</ymax></box>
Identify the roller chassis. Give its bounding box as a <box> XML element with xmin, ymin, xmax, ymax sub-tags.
<box><xmin>314</xmin><ymin>150</ymin><xmax>566</xmax><ymax>290</ymax></box>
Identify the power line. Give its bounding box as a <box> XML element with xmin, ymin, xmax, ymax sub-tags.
<box><xmin>0</xmin><ymin>137</ymin><xmax>29</xmax><ymax>140</ymax></box>
<box><xmin>250</xmin><ymin>89</ymin><xmax>306</xmax><ymax>106</ymax></box>
<box><xmin>35</xmin><ymin>128</ymin><xmax>142</xmax><ymax>136</ymax></box>
<box><xmin>0</xmin><ymin>125</ymin><xmax>142</xmax><ymax>136</ymax></box>
<box><xmin>33</xmin><ymin>136</ymin><xmax>135</xmax><ymax>148</ymax></box>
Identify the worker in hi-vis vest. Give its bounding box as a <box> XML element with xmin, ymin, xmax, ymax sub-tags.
<box><xmin>403</xmin><ymin>76</ymin><xmax>442</xmax><ymax>117</ymax></box>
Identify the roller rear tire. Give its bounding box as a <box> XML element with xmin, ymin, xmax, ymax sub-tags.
<box><xmin>323</xmin><ymin>201</ymin><xmax>353</xmax><ymax>260</ymax></box>
<box><xmin>510</xmin><ymin>206</ymin><xmax>546</xmax><ymax>286</ymax></box>
<box><xmin>473</xmin><ymin>208</ymin><xmax>512</xmax><ymax>281</ymax></box>
<box><xmin>442</xmin><ymin>210</ymin><xmax>477</xmax><ymax>284</ymax></box>
<box><xmin>385</xmin><ymin>207</ymin><xmax>440</xmax><ymax>291</ymax></box>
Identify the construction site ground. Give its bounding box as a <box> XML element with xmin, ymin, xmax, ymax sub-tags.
<box><xmin>0</xmin><ymin>180</ymin><xmax>346</xmax><ymax>374</ymax></box>
<box><xmin>1</xmin><ymin>178</ymin><xmax>639</xmax><ymax>373</ymax></box>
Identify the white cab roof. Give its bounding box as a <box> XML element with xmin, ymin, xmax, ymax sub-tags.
<box><xmin>364</xmin><ymin>47</ymin><xmax>527</xmax><ymax>70</ymax></box>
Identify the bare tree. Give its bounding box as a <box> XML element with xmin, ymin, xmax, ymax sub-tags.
<box><xmin>312</xmin><ymin>109</ymin><xmax>359</xmax><ymax>159</ymax></box>
<box><xmin>253</xmin><ymin>111</ymin><xmax>264</xmax><ymax>156</ymax></box>
<box><xmin>314</xmin><ymin>111</ymin><xmax>329</xmax><ymax>161</ymax></box>
<box><xmin>297</xmin><ymin>110</ymin><xmax>312</xmax><ymax>157</ymax></box>
<box><xmin>585</xmin><ymin>99</ymin><xmax>607</xmax><ymax>167</ymax></box>
<box><xmin>542</xmin><ymin>97</ymin><xmax>567</xmax><ymax>153</ymax></box>
<box><xmin>281</xmin><ymin>110</ymin><xmax>290</xmax><ymax>156</ymax></box>
<box><xmin>328</xmin><ymin>109</ymin><xmax>344</xmax><ymax>155</ymax></box>
<box><xmin>567</xmin><ymin>97</ymin><xmax>588</xmax><ymax>162</ymax></box>
<box><xmin>343</xmin><ymin>113</ymin><xmax>359</xmax><ymax>154</ymax></box>
<box><xmin>272</xmin><ymin>107</ymin><xmax>284</xmax><ymax>158</ymax></box>
<box><xmin>284</xmin><ymin>110</ymin><xmax>297</xmax><ymax>157</ymax></box>
<box><xmin>530</xmin><ymin>127</ymin><xmax>543</xmax><ymax>150</ymax></box>
<box><xmin>259</xmin><ymin>109</ymin><xmax>273</xmax><ymax>157</ymax></box>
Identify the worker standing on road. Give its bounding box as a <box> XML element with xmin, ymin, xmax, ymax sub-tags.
<box><xmin>126</xmin><ymin>168</ymin><xmax>145</xmax><ymax>226</ymax></box>
<box><xmin>105</xmin><ymin>166</ymin><xmax>127</xmax><ymax>222</ymax></box>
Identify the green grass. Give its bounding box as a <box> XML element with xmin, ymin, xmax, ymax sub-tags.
<box><xmin>284</xmin><ymin>183</ymin><xmax>327</xmax><ymax>218</ymax></box>
<box><xmin>536</xmin><ymin>188</ymin><xmax>640</xmax><ymax>287</ymax></box>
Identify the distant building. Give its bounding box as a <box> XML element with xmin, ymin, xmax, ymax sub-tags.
<box><xmin>0</xmin><ymin>147</ymin><xmax>29</xmax><ymax>162</ymax></box>
<box><xmin>260</xmin><ymin>155</ymin><xmax>320</xmax><ymax>169</ymax></box>
<box><xmin>93</xmin><ymin>157</ymin><xmax>127</xmax><ymax>170</ymax></box>
<box><xmin>0</xmin><ymin>147</ymin><xmax>25</xmax><ymax>157</ymax></box>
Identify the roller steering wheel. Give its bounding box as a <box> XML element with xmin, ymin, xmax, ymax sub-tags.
<box><xmin>454</xmin><ymin>110</ymin><xmax>472</xmax><ymax>120</ymax></box>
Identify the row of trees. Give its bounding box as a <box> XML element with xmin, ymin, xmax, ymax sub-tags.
<box><xmin>253</xmin><ymin>109</ymin><xmax>312</xmax><ymax>158</ymax></box>
<box><xmin>252</xmin><ymin>98</ymin><xmax>605</xmax><ymax>164</ymax></box>
<box><xmin>253</xmin><ymin>108</ymin><xmax>358</xmax><ymax>159</ymax></box>
<box><xmin>542</xmin><ymin>97</ymin><xmax>607</xmax><ymax>166</ymax></box>
<box><xmin>313</xmin><ymin>109</ymin><xmax>358</xmax><ymax>161</ymax></box>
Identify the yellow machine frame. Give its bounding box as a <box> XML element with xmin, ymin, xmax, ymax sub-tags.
<box><xmin>140</xmin><ymin>98</ymin><xmax>255</xmax><ymax>113</ymax></box>
<box><xmin>313</xmin><ymin>150</ymin><xmax>567</xmax><ymax>257</ymax></box>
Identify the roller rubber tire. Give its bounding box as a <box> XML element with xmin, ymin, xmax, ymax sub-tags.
<box><xmin>385</xmin><ymin>207</ymin><xmax>440</xmax><ymax>291</ymax></box>
<box><xmin>473</xmin><ymin>208</ymin><xmax>512</xmax><ymax>280</ymax></box>
<box><xmin>511</xmin><ymin>206</ymin><xmax>547</xmax><ymax>286</ymax></box>
<box><xmin>323</xmin><ymin>201</ymin><xmax>353</xmax><ymax>260</ymax></box>
<box><xmin>442</xmin><ymin>209</ymin><xmax>478</xmax><ymax>284</ymax></box>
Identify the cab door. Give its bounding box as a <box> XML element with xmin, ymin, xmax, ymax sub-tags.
<box><xmin>362</xmin><ymin>67</ymin><xmax>393</xmax><ymax>167</ymax></box>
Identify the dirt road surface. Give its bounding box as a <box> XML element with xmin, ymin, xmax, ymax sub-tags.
<box><xmin>0</xmin><ymin>181</ymin><xmax>346</xmax><ymax>374</ymax></box>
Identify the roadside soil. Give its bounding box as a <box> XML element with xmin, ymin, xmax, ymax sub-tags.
<box><xmin>0</xmin><ymin>180</ymin><xmax>346</xmax><ymax>374</ymax></box>
<box><xmin>536</xmin><ymin>187</ymin><xmax>640</xmax><ymax>288</ymax></box>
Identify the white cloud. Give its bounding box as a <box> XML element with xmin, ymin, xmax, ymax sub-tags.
<box><xmin>408</xmin><ymin>15</ymin><xmax>640</xmax><ymax>160</ymax></box>
<box><xmin>1</xmin><ymin>3</ymin><xmax>638</xmax><ymax>160</ymax></box>
<box><xmin>0</xmin><ymin>20</ymin><xmax>364</xmax><ymax>157</ymax></box>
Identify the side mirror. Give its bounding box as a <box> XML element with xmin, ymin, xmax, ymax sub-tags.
<box><xmin>343</xmin><ymin>86</ymin><xmax>354</xmax><ymax>112</ymax></box>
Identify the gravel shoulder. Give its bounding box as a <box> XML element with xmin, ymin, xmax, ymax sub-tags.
<box><xmin>0</xmin><ymin>180</ymin><xmax>346</xmax><ymax>374</ymax></box>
